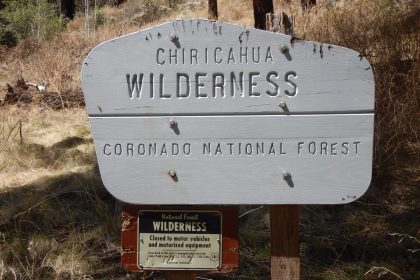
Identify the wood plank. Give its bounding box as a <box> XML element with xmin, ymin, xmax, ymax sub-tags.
<box><xmin>166</xmin><ymin>271</ymin><xmax>196</xmax><ymax>280</ymax></box>
<box><xmin>208</xmin><ymin>0</ymin><xmax>218</xmax><ymax>20</ymax></box>
<box><xmin>81</xmin><ymin>19</ymin><xmax>374</xmax><ymax>116</ymax></box>
<box><xmin>253</xmin><ymin>0</ymin><xmax>274</xmax><ymax>29</ymax></box>
<box><xmin>89</xmin><ymin>114</ymin><xmax>373</xmax><ymax>204</ymax></box>
<box><xmin>270</xmin><ymin>205</ymin><xmax>300</xmax><ymax>280</ymax></box>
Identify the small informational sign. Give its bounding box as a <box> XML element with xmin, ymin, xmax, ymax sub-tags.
<box><xmin>138</xmin><ymin>210</ymin><xmax>221</xmax><ymax>270</ymax></box>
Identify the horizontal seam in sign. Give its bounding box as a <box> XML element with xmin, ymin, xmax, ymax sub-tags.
<box><xmin>88</xmin><ymin>111</ymin><xmax>374</xmax><ymax>117</ymax></box>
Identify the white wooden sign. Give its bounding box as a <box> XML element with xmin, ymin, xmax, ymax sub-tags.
<box><xmin>81</xmin><ymin>19</ymin><xmax>375</xmax><ymax>205</ymax></box>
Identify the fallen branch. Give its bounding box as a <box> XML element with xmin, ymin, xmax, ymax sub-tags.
<box><xmin>365</xmin><ymin>266</ymin><xmax>404</xmax><ymax>280</ymax></box>
<box><xmin>239</xmin><ymin>206</ymin><xmax>264</xmax><ymax>219</ymax></box>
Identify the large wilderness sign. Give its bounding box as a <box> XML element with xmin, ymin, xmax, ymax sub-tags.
<box><xmin>82</xmin><ymin>19</ymin><xmax>374</xmax><ymax>205</ymax></box>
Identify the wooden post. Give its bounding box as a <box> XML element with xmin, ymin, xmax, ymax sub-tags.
<box><xmin>253</xmin><ymin>0</ymin><xmax>274</xmax><ymax>29</ymax></box>
<box><xmin>270</xmin><ymin>206</ymin><xmax>300</xmax><ymax>280</ymax></box>
<box><xmin>208</xmin><ymin>0</ymin><xmax>218</xmax><ymax>20</ymax></box>
<box><xmin>166</xmin><ymin>271</ymin><xmax>197</xmax><ymax>280</ymax></box>
<box><xmin>265</xmin><ymin>12</ymin><xmax>273</xmax><ymax>31</ymax></box>
<box><xmin>259</xmin><ymin>7</ymin><xmax>301</xmax><ymax>278</ymax></box>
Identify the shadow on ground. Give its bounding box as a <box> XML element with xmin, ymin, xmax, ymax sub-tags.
<box><xmin>0</xmin><ymin>165</ymin><xmax>133</xmax><ymax>279</ymax></box>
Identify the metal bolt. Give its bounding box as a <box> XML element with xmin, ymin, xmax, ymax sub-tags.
<box><xmin>279</xmin><ymin>101</ymin><xmax>287</xmax><ymax>108</ymax></box>
<box><xmin>168</xmin><ymin>170</ymin><xmax>177</xmax><ymax>177</ymax></box>
<box><xmin>169</xmin><ymin>119</ymin><xmax>177</xmax><ymax>128</ymax></box>
<box><xmin>169</xmin><ymin>34</ymin><xmax>178</xmax><ymax>42</ymax></box>
<box><xmin>282</xmin><ymin>170</ymin><xmax>291</xmax><ymax>180</ymax></box>
<box><xmin>140</xmin><ymin>238</ymin><xmax>144</xmax><ymax>243</ymax></box>
<box><xmin>280</xmin><ymin>44</ymin><xmax>289</xmax><ymax>54</ymax></box>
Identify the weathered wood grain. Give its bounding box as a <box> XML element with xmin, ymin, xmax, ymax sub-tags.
<box><xmin>82</xmin><ymin>19</ymin><xmax>375</xmax><ymax>205</ymax></box>
<box><xmin>81</xmin><ymin>19</ymin><xmax>374</xmax><ymax>116</ymax></box>
<box><xmin>270</xmin><ymin>205</ymin><xmax>300</xmax><ymax>279</ymax></box>
<box><xmin>166</xmin><ymin>271</ymin><xmax>196</xmax><ymax>280</ymax></box>
<box><xmin>90</xmin><ymin>114</ymin><xmax>373</xmax><ymax>204</ymax></box>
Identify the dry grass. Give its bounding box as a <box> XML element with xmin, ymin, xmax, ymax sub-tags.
<box><xmin>0</xmin><ymin>166</ymin><xmax>123</xmax><ymax>279</ymax></box>
<box><xmin>0</xmin><ymin>106</ymin><xmax>94</xmax><ymax>189</ymax></box>
<box><xmin>218</xmin><ymin>0</ymin><xmax>254</xmax><ymax>26</ymax></box>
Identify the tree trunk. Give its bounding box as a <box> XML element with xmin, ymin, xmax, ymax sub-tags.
<box><xmin>208</xmin><ymin>0</ymin><xmax>218</xmax><ymax>20</ymax></box>
<box><xmin>58</xmin><ymin>0</ymin><xmax>75</xmax><ymax>19</ymax></box>
<box><xmin>252</xmin><ymin>0</ymin><xmax>274</xmax><ymax>30</ymax></box>
<box><xmin>301</xmin><ymin>0</ymin><xmax>316</xmax><ymax>9</ymax></box>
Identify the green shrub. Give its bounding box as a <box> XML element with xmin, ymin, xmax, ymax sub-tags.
<box><xmin>0</xmin><ymin>28</ymin><xmax>17</xmax><ymax>47</ymax></box>
<box><xmin>93</xmin><ymin>8</ymin><xmax>106</xmax><ymax>28</ymax></box>
<box><xmin>0</xmin><ymin>0</ymin><xmax>65</xmax><ymax>43</ymax></box>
